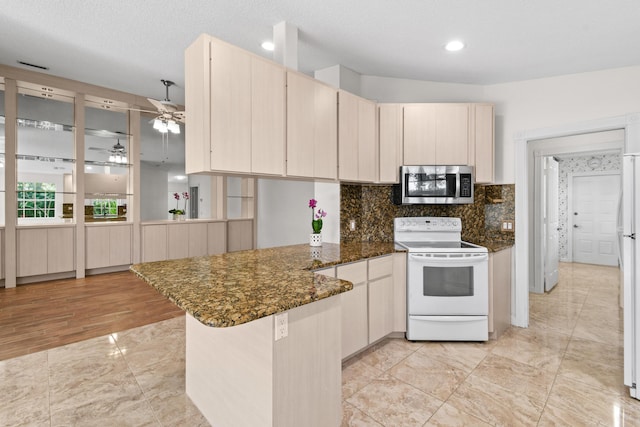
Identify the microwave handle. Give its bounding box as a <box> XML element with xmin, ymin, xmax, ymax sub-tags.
<box><xmin>408</xmin><ymin>253</ymin><xmax>488</xmax><ymax>265</ymax></box>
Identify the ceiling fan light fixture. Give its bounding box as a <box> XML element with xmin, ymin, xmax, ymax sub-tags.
<box><xmin>109</xmin><ymin>154</ymin><xmax>116</xmax><ymax>163</ymax></box>
<box><xmin>168</xmin><ymin>120</ymin><xmax>180</xmax><ymax>134</ymax></box>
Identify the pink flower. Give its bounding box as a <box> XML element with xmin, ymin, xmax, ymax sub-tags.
<box><xmin>308</xmin><ymin>199</ymin><xmax>317</xmax><ymax>209</ymax></box>
<box><xmin>182</xmin><ymin>192</ymin><xmax>190</xmax><ymax>200</ymax></box>
<box><xmin>173</xmin><ymin>192</ymin><xmax>180</xmax><ymax>201</ymax></box>
<box><xmin>315</xmin><ymin>209</ymin><xmax>327</xmax><ymax>219</ymax></box>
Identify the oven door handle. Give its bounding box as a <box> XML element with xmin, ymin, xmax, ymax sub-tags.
<box><xmin>408</xmin><ymin>253</ymin><xmax>488</xmax><ymax>266</ymax></box>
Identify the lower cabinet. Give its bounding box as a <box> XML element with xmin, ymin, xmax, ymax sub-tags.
<box><xmin>227</xmin><ymin>219</ymin><xmax>254</xmax><ymax>252</ymax></box>
<box><xmin>85</xmin><ymin>224</ymin><xmax>132</xmax><ymax>269</ymax></box>
<box><xmin>17</xmin><ymin>226</ymin><xmax>75</xmax><ymax>277</ymax></box>
<box><xmin>336</xmin><ymin>261</ymin><xmax>369</xmax><ymax>359</ymax></box>
<box><xmin>368</xmin><ymin>256</ymin><xmax>394</xmax><ymax>343</ymax></box>
<box><xmin>489</xmin><ymin>247</ymin><xmax>512</xmax><ymax>339</ymax></box>
<box><xmin>141</xmin><ymin>220</ymin><xmax>230</xmax><ymax>262</ymax></box>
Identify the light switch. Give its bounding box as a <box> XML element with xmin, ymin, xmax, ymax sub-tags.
<box><xmin>275</xmin><ymin>312</ymin><xmax>288</xmax><ymax>341</ymax></box>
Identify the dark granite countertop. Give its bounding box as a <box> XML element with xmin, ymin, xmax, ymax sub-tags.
<box><xmin>130</xmin><ymin>242</ymin><xmax>398</xmax><ymax>328</ymax></box>
<box><xmin>469</xmin><ymin>239</ymin><xmax>515</xmax><ymax>252</ymax></box>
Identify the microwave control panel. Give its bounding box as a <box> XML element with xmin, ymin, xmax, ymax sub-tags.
<box><xmin>460</xmin><ymin>174</ymin><xmax>472</xmax><ymax>198</ymax></box>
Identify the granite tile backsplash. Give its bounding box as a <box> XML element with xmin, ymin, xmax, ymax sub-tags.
<box><xmin>340</xmin><ymin>183</ymin><xmax>515</xmax><ymax>244</ymax></box>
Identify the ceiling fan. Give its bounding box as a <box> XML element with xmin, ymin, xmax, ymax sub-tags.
<box><xmin>147</xmin><ymin>79</ymin><xmax>185</xmax><ymax>134</ymax></box>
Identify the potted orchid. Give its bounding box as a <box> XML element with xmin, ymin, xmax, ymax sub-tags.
<box><xmin>169</xmin><ymin>192</ymin><xmax>189</xmax><ymax>220</ymax></box>
<box><xmin>308</xmin><ymin>198</ymin><xmax>327</xmax><ymax>246</ymax></box>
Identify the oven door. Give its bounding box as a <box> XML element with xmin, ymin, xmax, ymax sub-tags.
<box><xmin>407</xmin><ymin>252</ymin><xmax>488</xmax><ymax>316</ymax></box>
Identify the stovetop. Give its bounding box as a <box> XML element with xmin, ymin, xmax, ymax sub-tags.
<box><xmin>393</xmin><ymin>216</ymin><xmax>487</xmax><ymax>253</ymax></box>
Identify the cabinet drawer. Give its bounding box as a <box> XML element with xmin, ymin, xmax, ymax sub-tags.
<box><xmin>336</xmin><ymin>261</ymin><xmax>367</xmax><ymax>284</ymax></box>
<box><xmin>368</xmin><ymin>255</ymin><xmax>393</xmax><ymax>280</ymax></box>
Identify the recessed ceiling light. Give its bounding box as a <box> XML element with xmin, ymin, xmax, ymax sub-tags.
<box><xmin>175</xmin><ymin>175</ymin><xmax>187</xmax><ymax>180</ymax></box>
<box><xmin>445</xmin><ymin>40</ymin><xmax>465</xmax><ymax>52</ymax></box>
<box><xmin>261</xmin><ymin>41</ymin><xmax>275</xmax><ymax>51</ymax></box>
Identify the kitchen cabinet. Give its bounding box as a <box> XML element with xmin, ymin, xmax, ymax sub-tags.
<box><xmin>85</xmin><ymin>224</ymin><xmax>132</xmax><ymax>269</ymax></box>
<box><xmin>489</xmin><ymin>247</ymin><xmax>512</xmax><ymax>339</ymax></box>
<box><xmin>17</xmin><ymin>226</ymin><xmax>75</xmax><ymax>277</ymax></box>
<box><xmin>286</xmin><ymin>71</ymin><xmax>338</xmax><ymax>180</ymax></box>
<box><xmin>336</xmin><ymin>261</ymin><xmax>368</xmax><ymax>359</ymax></box>
<box><xmin>368</xmin><ymin>255</ymin><xmax>394</xmax><ymax>343</ymax></box>
<box><xmin>227</xmin><ymin>218</ymin><xmax>254</xmax><ymax>252</ymax></box>
<box><xmin>392</xmin><ymin>252</ymin><xmax>407</xmax><ymax>333</ymax></box>
<box><xmin>338</xmin><ymin>91</ymin><xmax>377</xmax><ymax>182</ymax></box>
<box><xmin>378</xmin><ymin>104</ymin><xmax>403</xmax><ymax>183</ymax></box>
<box><xmin>470</xmin><ymin>103</ymin><xmax>495</xmax><ymax>183</ymax></box>
<box><xmin>141</xmin><ymin>220</ymin><xmax>231</xmax><ymax>262</ymax></box>
<box><xmin>185</xmin><ymin>35</ymin><xmax>286</xmax><ymax>176</ymax></box>
<box><xmin>403</xmin><ymin>103</ymin><xmax>469</xmax><ymax>165</ymax></box>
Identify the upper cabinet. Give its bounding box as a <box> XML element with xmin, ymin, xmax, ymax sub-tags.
<box><xmin>185</xmin><ymin>35</ymin><xmax>286</xmax><ymax>176</ymax></box>
<box><xmin>338</xmin><ymin>91</ymin><xmax>376</xmax><ymax>182</ymax></box>
<box><xmin>470</xmin><ymin>103</ymin><xmax>495</xmax><ymax>184</ymax></box>
<box><xmin>286</xmin><ymin>72</ymin><xmax>338</xmax><ymax>180</ymax></box>
<box><xmin>378</xmin><ymin>104</ymin><xmax>403</xmax><ymax>183</ymax></box>
<box><xmin>403</xmin><ymin>103</ymin><xmax>470</xmax><ymax>166</ymax></box>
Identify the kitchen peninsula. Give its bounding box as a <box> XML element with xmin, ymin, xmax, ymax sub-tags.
<box><xmin>131</xmin><ymin>242</ymin><xmax>397</xmax><ymax>427</ymax></box>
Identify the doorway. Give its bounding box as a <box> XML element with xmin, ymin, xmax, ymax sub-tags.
<box><xmin>569</xmin><ymin>172</ymin><xmax>620</xmax><ymax>266</ymax></box>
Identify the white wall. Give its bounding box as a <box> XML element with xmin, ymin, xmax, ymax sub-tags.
<box><xmin>257</xmin><ymin>178</ymin><xmax>314</xmax><ymax>248</ymax></box>
<box><xmin>485</xmin><ymin>65</ymin><xmax>640</xmax><ymax>183</ymax></box>
<box><xmin>360</xmin><ymin>75</ymin><xmax>485</xmax><ymax>103</ymax></box>
<box><xmin>314</xmin><ymin>182</ymin><xmax>340</xmax><ymax>244</ymax></box>
<box><xmin>140</xmin><ymin>162</ymin><xmax>168</xmax><ymax>221</ymax></box>
<box><xmin>188</xmin><ymin>174</ymin><xmax>212</xmax><ymax>219</ymax></box>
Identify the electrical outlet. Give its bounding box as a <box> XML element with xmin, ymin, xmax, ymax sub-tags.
<box><xmin>274</xmin><ymin>312</ymin><xmax>288</xmax><ymax>341</ymax></box>
<box><xmin>349</xmin><ymin>219</ymin><xmax>356</xmax><ymax>231</ymax></box>
<box><xmin>502</xmin><ymin>220</ymin><xmax>515</xmax><ymax>232</ymax></box>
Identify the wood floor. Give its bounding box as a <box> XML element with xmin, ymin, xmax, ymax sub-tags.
<box><xmin>0</xmin><ymin>271</ymin><xmax>184</xmax><ymax>361</ymax></box>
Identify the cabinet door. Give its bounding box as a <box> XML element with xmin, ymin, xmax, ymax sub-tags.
<box><xmin>378</xmin><ymin>104</ymin><xmax>403</xmax><ymax>183</ymax></box>
<box><xmin>392</xmin><ymin>253</ymin><xmax>407</xmax><ymax>333</ymax></box>
<box><xmin>210</xmin><ymin>40</ymin><xmax>252</xmax><ymax>173</ymax></box>
<box><xmin>369</xmin><ymin>276</ymin><xmax>394</xmax><ymax>343</ymax></box>
<box><xmin>188</xmin><ymin>223</ymin><xmax>209</xmax><ymax>257</ymax></box>
<box><xmin>86</xmin><ymin>227</ymin><xmax>111</xmax><ymax>269</ymax></box>
<box><xmin>168</xmin><ymin>223</ymin><xmax>190</xmax><ymax>260</ymax></box>
<box><xmin>286</xmin><ymin>72</ymin><xmax>316</xmax><ymax>178</ymax></box>
<box><xmin>141</xmin><ymin>225</ymin><xmax>167</xmax><ymax>262</ymax></box>
<box><xmin>489</xmin><ymin>248</ymin><xmax>512</xmax><ymax>339</ymax></box>
<box><xmin>227</xmin><ymin>219</ymin><xmax>253</xmax><ymax>252</ymax></box>
<box><xmin>357</xmin><ymin>98</ymin><xmax>377</xmax><ymax>182</ymax></box>
<box><xmin>473</xmin><ymin>104</ymin><xmax>495</xmax><ymax>184</ymax></box>
<box><xmin>17</xmin><ymin>228</ymin><xmax>48</xmax><ymax>277</ymax></box>
<box><xmin>47</xmin><ymin>227</ymin><xmax>74</xmax><ymax>274</ymax></box>
<box><xmin>251</xmin><ymin>57</ymin><xmax>286</xmax><ymax>175</ymax></box>
<box><xmin>337</xmin><ymin>261</ymin><xmax>368</xmax><ymax>359</ymax></box>
<box><xmin>312</xmin><ymin>81</ymin><xmax>338</xmax><ymax>179</ymax></box>
<box><xmin>435</xmin><ymin>104</ymin><xmax>469</xmax><ymax>165</ymax></box>
<box><xmin>207</xmin><ymin>222</ymin><xmax>227</xmax><ymax>255</ymax></box>
<box><xmin>403</xmin><ymin>104</ymin><xmax>436</xmax><ymax>164</ymax></box>
<box><xmin>338</xmin><ymin>91</ymin><xmax>359</xmax><ymax>181</ymax></box>
<box><xmin>109</xmin><ymin>225</ymin><xmax>132</xmax><ymax>266</ymax></box>
<box><xmin>286</xmin><ymin>72</ymin><xmax>338</xmax><ymax>180</ymax></box>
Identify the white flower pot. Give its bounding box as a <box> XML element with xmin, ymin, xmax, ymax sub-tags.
<box><xmin>310</xmin><ymin>233</ymin><xmax>322</xmax><ymax>247</ymax></box>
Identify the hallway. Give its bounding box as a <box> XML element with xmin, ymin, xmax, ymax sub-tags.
<box><xmin>0</xmin><ymin>262</ymin><xmax>636</xmax><ymax>426</ymax></box>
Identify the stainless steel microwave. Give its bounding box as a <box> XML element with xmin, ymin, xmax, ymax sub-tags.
<box><xmin>398</xmin><ymin>165</ymin><xmax>474</xmax><ymax>205</ymax></box>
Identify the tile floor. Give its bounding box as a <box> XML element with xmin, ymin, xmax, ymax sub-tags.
<box><xmin>2</xmin><ymin>262</ymin><xmax>638</xmax><ymax>426</ymax></box>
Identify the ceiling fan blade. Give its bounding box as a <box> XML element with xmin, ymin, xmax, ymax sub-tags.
<box><xmin>147</xmin><ymin>98</ymin><xmax>169</xmax><ymax>114</ymax></box>
<box><xmin>173</xmin><ymin>112</ymin><xmax>186</xmax><ymax>123</ymax></box>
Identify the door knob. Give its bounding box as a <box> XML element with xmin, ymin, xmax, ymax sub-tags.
<box><xmin>573</xmin><ymin>224</ymin><xmax>579</xmax><ymax>228</ymax></box>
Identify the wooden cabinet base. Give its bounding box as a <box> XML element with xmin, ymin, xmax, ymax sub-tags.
<box><xmin>186</xmin><ymin>295</ymin><xmax>341</xmax><ymax>427</ymax></box>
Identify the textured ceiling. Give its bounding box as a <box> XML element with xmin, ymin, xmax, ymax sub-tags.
<box><xmin>1</xmin><ymin>0</ymin><xmax>640</xmax><ymax>105</ymax></box>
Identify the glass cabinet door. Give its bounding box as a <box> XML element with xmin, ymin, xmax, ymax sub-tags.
<box><xmin>16</xmin><ymin>88</ymin><xmax>75</xmax><ymax>224</ymax></box>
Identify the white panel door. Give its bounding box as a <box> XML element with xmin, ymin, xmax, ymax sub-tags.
<box><xmin>572</xmin><ymin>174</ymin><xmax>621</xmax><ymax>266</ymax></box>
<box><xmin>544</xmin><ymin>157</ymin><xmax>560</xmax><ymax>291</ymax></box>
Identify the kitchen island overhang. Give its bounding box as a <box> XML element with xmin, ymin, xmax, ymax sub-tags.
<box><xmin>130</xmin><ymin>242</ymin><xmax>397</xmax><ymax>427</ymax></box>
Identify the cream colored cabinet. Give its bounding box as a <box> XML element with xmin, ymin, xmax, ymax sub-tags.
<box><xmin>378</xmin><ymin>104</ymin><xmax>403</xmax><ymax>183</ymax></box>
<box><xmin>368</xmin><ymin>255</ymin><xmax>394</xmax><ymax>343</ymax></box>
<box><xmin>489</xmin><ymin>248</ymin><xmax>512</xmax><ymax>339</ymax></box>
<box><xmin>187</xmin><ymin>222</ymin><xmax>209</xmax><ymax>257</ymax></box>
<box><xmin>403</xmin><ymin>103</ymin><xmax>469</xmax><ymax>165</ymax></box>
<box><xmin>392</xmin><ymin>252</ymin><xmax>407</xmax><ymax>333</ymax></box>
<box><xmin>167</xmin><ymin>223</ymin><xmax>190</xmax><ymax>260</ymax></box>
<box><xmin>185</xmin><ymin>34</ymin><xmax>286</xmax><ymax>176</ymax></box>
<box><xmin>286</xmin><ymin>71</ymin><xmax>338</xmax><ymax>180</ymax></box>
<box><xmin>337</xmin><ymin>261</ymin><xmax>368</xmax><ymax>359</ymax></box>
<box><xmin>470</xmin><ymin>103</ymin><xmax>495</xmax><ymax>184</ymax></box>
<box><xmin>227</xmin><ymin>219</ymin><xmax>254</xmax><ymax>252</ymax></box>
<box><xmin>17</xmin><ymin>227</ymin><xmax>75</xmax><ymax>277</ymax></box>
<box><xmin>86</xmin><ymin>224</ymin><xmax>132</xmax><ymax>269</ymax></box>
<box><xmin>141</xmin><ymin>224</ymin><xmax>168</xmax><ymax>262</ymax></box>
<box><xmin>338</xmin><ymin>91</ymin><xmax>377</xmax><ymax>182</ymax></box>
<box><xmin>207</xmin><ymin>222</ymin><xmax>227</xmax><ymax>255</ymax></box>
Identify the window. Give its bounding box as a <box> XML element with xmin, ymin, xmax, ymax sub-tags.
<box><xmin>92</xmin><ymin>199</ymin><xmax>117</xmax><ymax>218</ymax></box>
<box><xmin>17</xmin><ymin>182</ymin><xmax>56</xmax><ymax>218</ymax></box>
